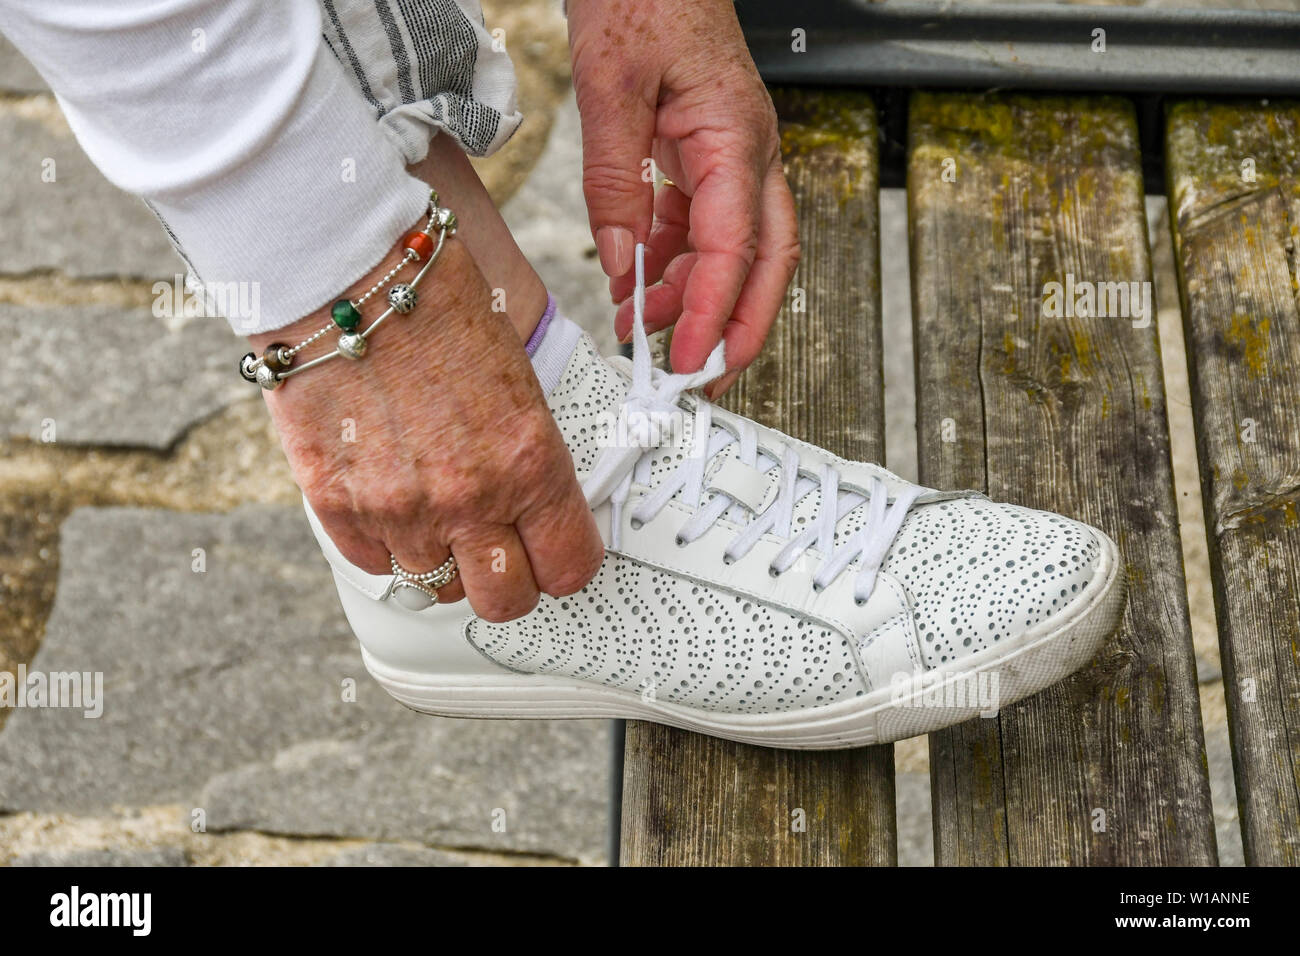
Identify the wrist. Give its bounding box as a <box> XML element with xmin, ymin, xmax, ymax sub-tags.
<box><xmin>250</xmin><ymin>233</ymin><xmax>520</xmax><ymax>403</ymax></box>
<box><xmin>245</xmin><ymin>201</ymin><xmax>463</xmax><ymax>388</ymax></box>
<box><xmin>247</xmin><ymin>224</ymin><xmax>427</xmax><ymax>353</ymax></box>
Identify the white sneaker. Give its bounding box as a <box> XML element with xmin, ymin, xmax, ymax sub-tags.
<box><xmin>307</xmin><ymin>252</ymin><xmax>1125</xmax><ymax>750</ymax></box>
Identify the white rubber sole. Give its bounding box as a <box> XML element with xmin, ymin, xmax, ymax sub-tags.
<box><xmin>363</xmin><ymin>534</ymin><xmax>1126</xmax><ymax>750</ymax></box>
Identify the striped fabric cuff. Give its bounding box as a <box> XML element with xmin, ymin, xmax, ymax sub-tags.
<box><xmin>150</xmin><ymin>46</ymin><xmax>433</xmax><ymax>335</ymax></box>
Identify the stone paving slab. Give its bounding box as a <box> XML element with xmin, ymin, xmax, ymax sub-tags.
<box><xmin>318</xmin><ymin>844</ymin><xmax>471</xmax><ymax>867</ymax></box>
<box><xmin>201</xmin><ymin>715</ymin><xmax>606</xmax><ymax>861</ymax></box>
<box><xmin>12</xmin><ymin>847</ymin><xmax>190</xmax><ymax>867</ymax></box>
<box><xmin>0</xmin><ymin>111</ymin><xmax>182</xmax><ymax>278</ymax></box>
<box><xmin>0</xmin><ymin>36</ymin><xmax>46</xmax><ymax>94</ymax></box>
<box><xmin>0</xmin><ymin>505</ymin><xmax>608</xmax><ymax>863</ymax></box>
<box><xmin>0</xmin><ymin>304</ymin><xmax>246</xmax><ymax>449</ymax></box>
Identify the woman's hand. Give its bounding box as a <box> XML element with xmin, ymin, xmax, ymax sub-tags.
<box><xmin>249</xmin><ymin>235</ymin><xmax>604</xmax><ymax>621</ymax></box>
<box><xmin>567</xmin><ymin>0</ymin><xmax>800</xmax><ymax>398</ymax></box>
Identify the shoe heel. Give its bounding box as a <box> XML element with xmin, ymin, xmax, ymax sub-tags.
<box><xmin>331</xmin><ymin>568</ymin><xmax>507</xmax><ymax>678</ymax></box>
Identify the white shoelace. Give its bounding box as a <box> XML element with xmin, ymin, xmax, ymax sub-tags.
<box><xmin>582</xmin><ymin>244</ymin><xmax>923</xmax><ymax>605</ymax></box>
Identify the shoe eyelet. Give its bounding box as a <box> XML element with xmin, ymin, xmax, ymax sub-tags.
<box><xmin>854</xmin><ymin>596</ymin><xmax>867</xmax><ymax>607</ymax></box>
<box><xmin>812</xmin><ymin>582</ymin><xmax>824</xmax><ymax>593</ymax></box>
<box><xmin>675</xmin><ymin>535</ymin><xmax>687</xmax><ymax>547</ymax></box>
<box><xmin>630</xmin><ymin>517</ymin><xmax>643</xmax><ymax>531</ymax></box>
<box><xmin>768</xmin><ymin>566</ymin><xmax>780</xmax><ymax>578</ymax></box>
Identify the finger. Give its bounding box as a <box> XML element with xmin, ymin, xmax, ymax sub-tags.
<box><xmin>706</xmin><ymin>368</ymin><xmax>743</xmax><ymax>401</ymax></box>
<box><xmin>450</xmin><ymin>525</ymin><xmax>540</xmax><ymax>623</ymax></box>
<box><xmin>574</xmin><ymin>62</ymin><xmax>658</xmax><ymax>279</ymax></box>
<box><xmin>651</xmin><ymin>138</ymin><xmax>690</xmax><ymax>194</ymax></box>
<box><xmin>387</xmin><ymin>529</ymin><xmax>453</xmax><ymax>578</ymax></box>
<box><xmin>665</xmin><ymin>138</ymin><xmax>764</xmax><ymax>373</ymax></box>
<box><xmin>434</xmin><ymin>575</ymin><xmax>466</xmax><ymax>606</ymax></box>
<box><xmin>516</xmin><ymin>474</ymin><xmax>605</xmax><ymax>598</ymax></box>
<box><xmin>610</xmin><ymin>183</ymin><xmax>691</xmax><ymax>308</ymax></box>
<box><xmin>614</xmin><ymin>251</ymin><xmax>695</xmax><ymax>341</ymax></box>
<box><xmin>387</xmin><ymin>533</ymin><xmax>460</xmax><ymax>602</ymax></box>
<box><xmin>314</xmin><ymin>508</ymin><xmax>392</xmax><ymax>576</ymax></box>
<box><xmin>704</xmin><ymin>159</ymin><xmax>800</xmax><ymax>398</ymax></box>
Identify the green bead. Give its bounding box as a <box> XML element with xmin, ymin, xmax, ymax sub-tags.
<box><xmin>331</xmin><ymin>300</ymin><xmax>361</xmax><ymax>330</ymax></box>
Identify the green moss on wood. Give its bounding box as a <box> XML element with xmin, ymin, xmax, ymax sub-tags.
<box><xmin>909</xmin><ymin>91</ymin><xmax>1137</xmax><ymax>168</ymax></box>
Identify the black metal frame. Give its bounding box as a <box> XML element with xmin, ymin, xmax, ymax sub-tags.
<box><xmin>739</xmin><ymin>1</ymin><xmax>1300</xmax><ymax>95</ymax></box>
<box><xmin>736</xmin><ymin>1</ymin><xmax>1300</xmax><ymax>193</ymax></box>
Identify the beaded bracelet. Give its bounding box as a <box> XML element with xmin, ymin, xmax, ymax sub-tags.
<box><xmin>239</xmin><ymin>189</ymin><xmax>456</xmax><ymax>391</ymax></box>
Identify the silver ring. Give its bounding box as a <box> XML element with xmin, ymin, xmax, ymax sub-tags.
<box><xmin>389</xmin><ymin>553</ymin><xmax>458</xmax><ymax>609</ymax></box>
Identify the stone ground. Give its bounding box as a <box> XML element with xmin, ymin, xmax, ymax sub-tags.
<box><xmin>1</xmin><ymin>0</ymin><xmax>610</xmax><ymax>868</ymax></box>
<box><xmin>0</xmin><ymin>0</ymin><xmax>1240</xmax><ymax>867</ymax></box>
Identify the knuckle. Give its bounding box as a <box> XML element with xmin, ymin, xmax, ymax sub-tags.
<box><xmin>501</xmin><ymin>414</ymin><xmax>565</xmax><ymax>481</ymax></box>
<box><xmin>431</xmin><ymin>469</ymin><xmax>489</xmax><ymax>518</ymax></box>
<box><xmin>308</xmin><ymin>485</ymin><xmax>353</xmax><ymax>525</ymax></box>
<box><xmin>582</xmin><ymin>159</ymin><xmax>644</xmax><ymax>206</ymax></box>
<box><xmin>335</xmin><ymin>537</ymin><xmax>384</xmax><ymax>574</ymax></box>
<box><xmin>545</xmin><ymin>542</ymin><xmax>604</xmax><ymax>597</ymax></box>
<box><xmin>370</xmin><ymin>484</ymin><xmax>425</xmax><ymax>525</ymax></box>
<box><xmin>778</xmin><ymin>235</ymin><xmax>801</xmax><ymax>275</ymax></box>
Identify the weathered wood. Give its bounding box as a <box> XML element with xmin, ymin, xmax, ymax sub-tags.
<box><xmin>619</xmin><ymin>88</ymin><xmax>896</xmax><ymax>866</ymax></box>
<box><xmin>908</xmin><ymin>92</ymin><xmax>1216</xmax><ymax>865</ymax></box>
<box><xmin>1166</xmin><ymin>100</ymin><xmax>1300</xmax><ymax>866</ymax></box>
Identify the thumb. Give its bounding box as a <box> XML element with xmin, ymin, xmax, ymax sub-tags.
<box><xmin>573</xmin><ymin>66</ymin><xmax>657</xmax><ymax>279</ymax></box>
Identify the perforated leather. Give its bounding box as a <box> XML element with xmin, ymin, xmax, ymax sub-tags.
<box><xmin>315</xmin><ymin>325</ymin><xmax>1111</xmax><ymax>726</ymax></box>
<box><xmin>538</xmin><ymin>330</ymin><xmax>1105</xmax><ymax>687</ymax></box>
<box><xmin>466</xmin><ymin>552</ymin><xmax>869</xmax><ymax>714</ymax></box>
<box><xmin>550</xmin><ymin>336</ymin><xmax>628</xmax><ymax>476</ymax></box>
<box><xmin>551</xmin><ymin>343</ymin><xmax>918</xmax><ymax>555</ymax></box>
<box><xmin>883</xmin><ymin>499</ymin><xmax>1102</xmax><ymax>668</ymax></box>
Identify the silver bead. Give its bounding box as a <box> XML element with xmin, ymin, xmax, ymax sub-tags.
<box><xmin>387</xmin><ymin>283</ymin><xmax>418</xmax><ymax>314</ymax></box>
<box><xmin>392</xmin><ymin>581</ymin><xmax>437</xmax><ymax>610</ymax></box>
<box><xmin>433</xmin><ymin>207</ymin><xmax>457</xmax><ymax>234</ymax></box>
<box><xmin>337</xmin><ymin>332</ymin><xmax>368</xmax><ymax>360</ymax></box>
<box><xmin>254</xmin><ymin>364</ymin><xmax>281</xmax><ymax>390</ymax></box>
<box><xmin>239</xmin><ymin>352</ymin><xmax>259</xmax><ymax>383</ymax></box>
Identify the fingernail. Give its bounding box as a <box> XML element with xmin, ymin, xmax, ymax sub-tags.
<box><xmin>618</xmin><ymin>326</ymin><xmax>632</xmax><ymax>344</ymax></box>
<box><xmin>595</xmin><ymin>226</ymin><xmax>633</xmax><ymax>278</ymax></box>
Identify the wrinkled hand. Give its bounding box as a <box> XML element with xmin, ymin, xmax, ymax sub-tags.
<box><xmin>250</xmin><ymin>236</ymin><xmax>604</xmax><ymax>621</ymax></box>
<box><xmin>568</xmin><ymin>0</ymin><xmax>799</xmax><ymax>397</ymax></box>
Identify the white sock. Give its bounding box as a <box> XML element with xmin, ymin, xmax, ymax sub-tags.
<box><xmin>527</xmin><ymin>299</ymin><xmax>582</xmax><ymax>397</ymax></box>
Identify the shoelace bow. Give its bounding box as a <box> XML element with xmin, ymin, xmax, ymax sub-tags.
<box><xmin>582</xmin><ymin>244</ymin><xmax>923</xmax><ymax>606</ymax></box>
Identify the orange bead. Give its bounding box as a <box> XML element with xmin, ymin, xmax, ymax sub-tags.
<box><xmin>403</xmin><ymin>231</ymin><xmax>434</xmax><ymax>261</ymax></box>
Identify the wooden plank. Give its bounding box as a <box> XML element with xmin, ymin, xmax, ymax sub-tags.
<box><xmin>908</xmin><ymin>92</ymin><xmax>1217</xmax><ymax>865</ymax></box>
<box><xmin>1166</xmin><ymin>100</ymin><xmax>1300</xmax><ymax>866</ymax></box>
<box><xmin>619</xmin><ymin>88</ymin><xmax>896</xmax><ymax>866</ymax></box>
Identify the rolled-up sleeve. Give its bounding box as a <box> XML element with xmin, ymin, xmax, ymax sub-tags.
<box><xmin>0</xmin><ymin>0</ymin><xmax>433</xmax><ymax>333</ymax></box>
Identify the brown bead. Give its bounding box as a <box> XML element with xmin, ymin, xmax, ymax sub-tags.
<box><xmin>262</xmin><ymin>343</ymin><xmax>292</xmax><ymax>372</ymax></box>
